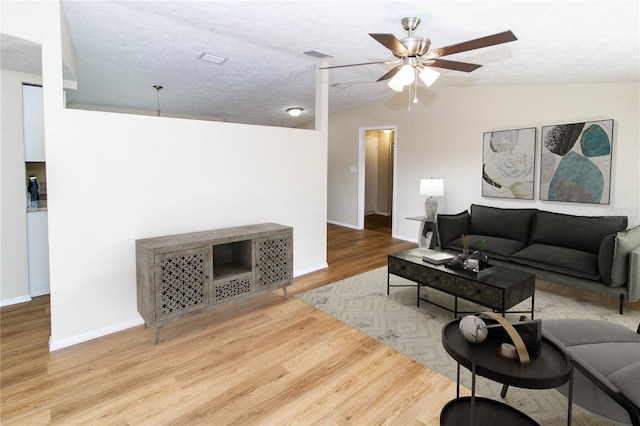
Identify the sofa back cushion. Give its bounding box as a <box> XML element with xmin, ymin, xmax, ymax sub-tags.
<box><xmin>469</xmin><ymin>204</ymin><xmax>537</xmax><ymax>243</ymax></box>
<box><xmin>437</xmin><ymin>210</ymin><xmax>470</xmax><ymax>248</ymax></box>
<box><xmin>530</xmin><ymin>211</ymin><xmax>628</xmax><ymax>254</ymax></box>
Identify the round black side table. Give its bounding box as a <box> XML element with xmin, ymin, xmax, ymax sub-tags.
<box><xmin>441</xmin><ymin>319</ymin><xmax>573</xmax><ymax>426</ymax></box>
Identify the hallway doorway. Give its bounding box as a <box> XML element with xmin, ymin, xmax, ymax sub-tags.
<box><xmin>359</xmin><ymin>126</ymin><xmax>396</xmax><ymax>236</ymax></box>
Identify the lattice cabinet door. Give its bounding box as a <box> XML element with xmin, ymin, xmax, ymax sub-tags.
<box><xmin>154</xmin><ymin>247</ymin><xmax>211</xmax><ymax>323</ymax></box>
<box><xmin>255</xmin><ymin>233</ymin><xmax>292</xmax><ymax>291</ymax></box>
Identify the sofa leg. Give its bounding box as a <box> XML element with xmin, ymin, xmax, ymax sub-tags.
<box><xmin>619</xmin><ymin>294</ymin><xmax>624</xmax><ymax>315</ymax></box>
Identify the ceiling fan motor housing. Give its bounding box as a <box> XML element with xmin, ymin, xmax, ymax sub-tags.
<box><xmin>399</xmin><ymin>37</ymin><xmax>431</xmax><ymax>57</ymax></box>
<box><xmin>398</xmin><ymin>17</ymin><xmax>431</xmax><ymax>57</ymax></box>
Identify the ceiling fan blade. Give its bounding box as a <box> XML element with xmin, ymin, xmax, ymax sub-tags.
<box><xmin>318</xmin><ymin>60</ymin><xmax>394</xmax><ymax>70</ymax></box>
<box><xmin>429</xmin><ymin>30</ymin><xmax>517</xmax><ymax>58</ymax></box>
<box><xmin>427</xmin><ymin>59</ymin><xmax>482</xmax><ymax>73</ymax></box>
<box><xmin>369</xmin><ymin>33</ymin><xmax>410</xmax><ymax>56</ymax></box>
<box><xmin>376</xmin><ymin>65</ymin><xmax>402</xmax><ymax>82</ymax></box>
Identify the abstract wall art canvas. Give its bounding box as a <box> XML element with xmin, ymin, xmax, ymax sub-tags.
<box><xmin>482</xmin><ymin>127</ymin><xmax>536</xmax><ymax>199</ymax></box>
<box><xmin>540</xmin><ymin>119</ymin><xmax>613</xmax><ymax>204</ymax></box>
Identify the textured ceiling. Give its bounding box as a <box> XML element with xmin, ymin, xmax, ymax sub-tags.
<box><xmin>3</xmin><ymin>1</ymin><xmax>639</xmax><ymax>128</ymax></box>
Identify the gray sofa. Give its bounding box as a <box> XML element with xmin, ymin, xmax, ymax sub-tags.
<box><xmin>437</xmin><ymin>204</ymin><xmax>640</xmax><ymax>313</ymax></box>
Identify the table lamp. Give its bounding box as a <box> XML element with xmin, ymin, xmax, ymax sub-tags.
<box><xmin>420</xmin><ymin>178</ymin><xmax>444</xmax><ymax>220</ymax></box>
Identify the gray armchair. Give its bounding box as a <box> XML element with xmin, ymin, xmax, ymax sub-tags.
<box><xmin>542</xmin><ymin>319</ymin><xmax>640</xmax><ymax>425</ymax></box>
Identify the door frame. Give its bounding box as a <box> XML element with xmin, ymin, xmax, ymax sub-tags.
<box><xmin>357</xmin><ymin>125</ymin><xmax>398</xmax><ymax>233</ymax></box>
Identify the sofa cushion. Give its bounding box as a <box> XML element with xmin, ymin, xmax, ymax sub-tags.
<box><xmin>569</xmin><ymin>343</ymin><xmax>640</xmax><ymax>423</ymax></box>
<box><xmin>437</xmin><ymin>210</ymin><xmax>469</xmax><ymax>248</ymax></box>
<box><xmin>608</xmin><ymin>362</ymin><xmax>640</xmax><ymax>408</ymax></box>
<box><xmin>510</xmin><ymin>243</ymin><xmax>600</xmax><ymax>280</ymax></box>
<box><xmin>543</xmin><ymin>320</ymin><xmax>640</xmax><ymax>424</ymax></box>
<box><xmin>530</xmin><ymin>211</ymin><xmax>628</xmax><ymax>254</ymax></box>
<box><xmin>445</xmin><ymin>235</ymin><xmax>527</xmax><ymax>260</ymax></box>
<box><xmin>598</xmin><ymin>234</ymin><xmax>616</xmax><ymax>286</ymax></box>
<box><xmin>469</xmin><ymin>204</ymin><xmax>537</xmax><ymax>243</ymax></box>
<box><xmin>611</xmin><ymin>225</ymin><xmax>640</xmax><ymax>287</ymax></box>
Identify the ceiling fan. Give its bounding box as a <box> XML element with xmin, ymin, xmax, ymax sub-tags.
<box><xmin>322</xmin><ymin>17</ymin><xmax>517</xmax><ymax>92</ymax></box>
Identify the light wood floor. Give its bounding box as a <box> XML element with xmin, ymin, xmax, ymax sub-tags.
<box><xmin>1</xmin><ymin>224</ymin><xmax>637</xmax><ymax>425</ymax></box>
<box><xmin>1</xmin><ymin>224</ymin><xmax>456</xmax><ymax>425</ymax></box>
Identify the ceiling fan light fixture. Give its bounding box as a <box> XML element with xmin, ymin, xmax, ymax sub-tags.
<box><xmin>418</xmin><ymin>66</ymin><xmax>440</xmax><ymax>87</ymax></box>
<box><xmin>286</xmin><ymin>107</ymin><xmax>303</xmax><ymax>117</ymax></box>
<box><xmin>395</xmin><ymin>64</ymin><xmax>416</xmax><ymax>86</ymax></box>
<box><xmin>387</xmin><ymin>79</ymin><xmax>404</xmax><ymax>92</ymax></box>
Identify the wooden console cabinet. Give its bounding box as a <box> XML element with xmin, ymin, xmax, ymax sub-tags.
<box><xmin>136</xmin><ymin>223</ymin><xmax>293</xmax><ymax>341</ymax></box>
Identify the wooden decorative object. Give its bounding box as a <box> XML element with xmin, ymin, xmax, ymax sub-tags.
<box><xmin>479</xmin><ymin>311</ymin><xmax>530</xmax><ymax>366</ymax></box>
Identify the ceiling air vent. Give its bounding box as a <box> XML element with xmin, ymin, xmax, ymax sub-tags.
<box><xmin>198</xmin><ymin>53</ymin><xmax>227</xmax><ymax>65</ymax></box>
<box><xmin>302</xmin><ymin>50</ymin><xmax>334</xmax><ymax>59</ymax></box>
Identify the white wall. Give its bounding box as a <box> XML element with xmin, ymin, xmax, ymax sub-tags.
<box><xmin>328</xmin><ymin>83</ymin><xmax>640</xmax><ymax>242</ymax></box>
<box><xmin>45</xmin><ymin>110</ymin><xmax>327</xmax><ymax>349</ymax></box>
<box><xmin>3</xmin><ymin>1</ymin><xmax>328</xmax><ymax>350</ymax></box>
<box><xmin>0</xmin><ymin>71</ymin><xmax>42</xmax><ymax>305</ymax></box>
<box><xmin>376</xmin><ymin>130</ymin><xmax>392</xmax><ymax>216</ymax></box>
<box><xmin>364</xmin><ymin>135</ymin><xmax>378</xmax><ymax>214</ymax></box>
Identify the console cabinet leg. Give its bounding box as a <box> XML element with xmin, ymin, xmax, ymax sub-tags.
<box><xmin>154</xmin><ymin>325</ymin><xmax>163</xmax><ymax>345</ymax></box>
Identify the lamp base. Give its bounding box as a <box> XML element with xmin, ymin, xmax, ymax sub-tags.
<box><xmin>425</xmin><ymin>197</ymin><xmax>438</xmax><ymax>220</ymax></box>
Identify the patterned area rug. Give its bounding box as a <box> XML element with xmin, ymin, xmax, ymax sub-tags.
<box><xmin>296</xmin><ymin>266</ymin><xmax>640</xmax><ymax>425</ymax></box>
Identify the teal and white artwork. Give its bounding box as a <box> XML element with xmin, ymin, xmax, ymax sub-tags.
<box><xmin>482</xmin><ymin>127</ymin><xmax>536</xmax><ymax>199</ymax></box>
<box><xmin>540</xmin><ymin>119</ymin><xmax>613</xmax><ymax>204</ymax></box>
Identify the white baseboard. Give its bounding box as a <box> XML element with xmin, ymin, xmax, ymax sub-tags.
<box><xmin>29</xmin><ymin>285</ymin><xmax>50</xmax><ymax>298</ymax></box>
<box><xmin>49</xmin><ymin>316</ymin><xmax>145</xmax><ymax>352</ymax></box>
<box><xmin>391</xmin><ymin>233</ymin><xmax>417</xmax><ymax>244</ymax></box>
<box><xmin>294</xmin><ymin>262</ymin><xmax>328</xmax><ymax>277</ymax></box>
<box><xmin>0</xmin><ymin>295</ymin><xmax>32</xmax><ymax>307</ymax></box>
<box><xmin>327</xmin><ymin>219</ymin><xmax>359</xmax><ymax>230</ymax></box>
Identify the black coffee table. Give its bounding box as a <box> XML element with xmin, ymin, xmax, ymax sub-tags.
<box><xmin>388</xmin><ymin>248</ymin><xmax>535</xmax><ymax>319</ymax></box>
<box><xmin>441</xmin><ymin>319</ymin><xmax>573</xmax><ymax>425</ymax></box>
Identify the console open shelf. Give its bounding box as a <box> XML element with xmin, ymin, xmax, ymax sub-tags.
<box><xmin>213</xmin><ymin>240</ymin><xmax>252</xmax><ymax>281</ymax></box>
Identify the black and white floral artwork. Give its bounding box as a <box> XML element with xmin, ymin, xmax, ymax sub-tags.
<box><xmin>482</xmin><ymin>127</ymin><xmax>536</xmax><ymax>200</ymax></box>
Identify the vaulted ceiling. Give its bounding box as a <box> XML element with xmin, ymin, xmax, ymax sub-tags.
<box><xmin>3</xmin><ymin>1</ymin><xmax>639</xmax><ymax>128</ymax></box>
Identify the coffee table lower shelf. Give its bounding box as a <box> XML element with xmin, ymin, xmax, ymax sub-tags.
<box><xmin>440</xmin><ymin>396</ymin><xmax>539</xmax><ymax>426</ymax></box>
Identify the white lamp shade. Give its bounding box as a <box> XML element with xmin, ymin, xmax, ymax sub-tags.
<box><xmin>420</xmin><ymin>178</ymin><xmax>444</xmax><ymax>196</ymax></box>
<box><xmin>394</xmin><ymin>64</ymin><xmax>416</xmax><ymax>86</ymax></box>
<box><xmin>418</xmin><ymin>67</ymin><xmax>440</xmax><ymax>87</ymax></box>
<box><xmin>387</xmin><ymin>79</ymin><xmax>404</xmax><ymax>92</ymax></box>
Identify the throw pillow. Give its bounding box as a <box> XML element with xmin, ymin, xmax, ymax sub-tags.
<box><xmin>437</xmin><ymin>210</ymin><xmax>469</xmax><ymax>248</ymax></box>
<box><xmin>611</xmin><ymin>225</ymin><xmax>640</xmax><ymax>287</ymax></box>
<box><xmin>598</xmin><ymin>234</ymin><xmax>616</xmax><ymax>286</ymax></box>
